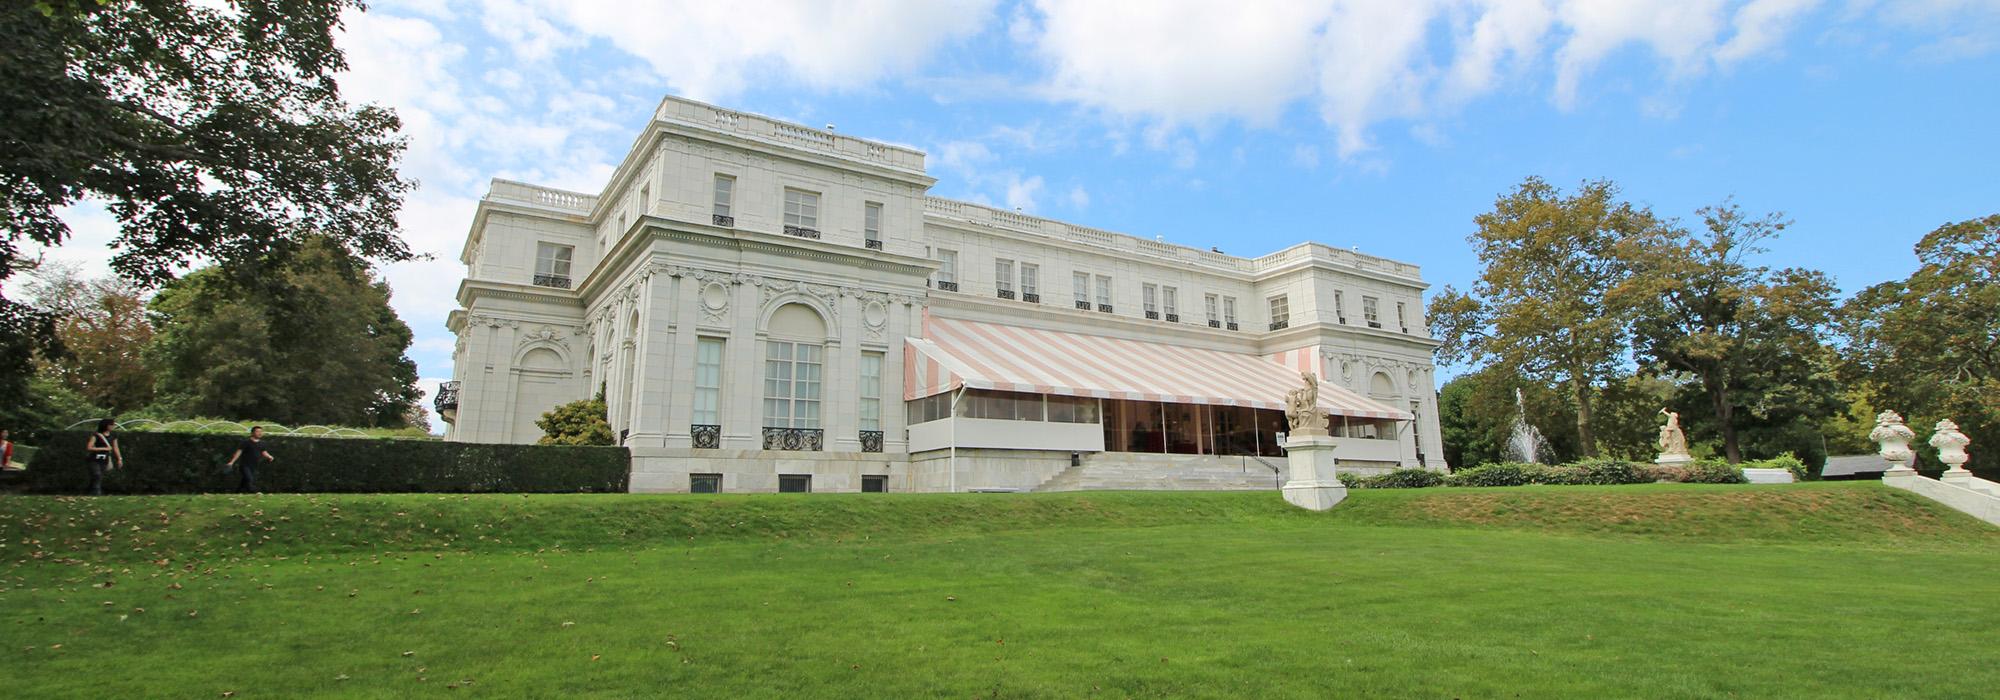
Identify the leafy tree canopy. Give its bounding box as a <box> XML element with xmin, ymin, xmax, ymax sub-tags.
<box><xmin>146</xmin><ymin>237</ymin><xmax>421</xmax><ymax>427</ymax></box>
<box><xmin>22</xmin><ymin>261</ymin><xmax>156</xmax><ymax>413</ymax></box>
<box><xmin>536</xmin><ymin>395</ymin><xmax>613</xmax><ymax>447</ymax></box>
<box><xmin>0</xmin><ymin>0</ymin><xmax>412</xmax><ymax>412</ymax></box>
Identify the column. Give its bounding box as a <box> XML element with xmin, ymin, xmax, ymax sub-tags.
<box><xmin>724</xmin><ymin>279</ymin><xmax>763</xmax><ymax>450</ymax></box>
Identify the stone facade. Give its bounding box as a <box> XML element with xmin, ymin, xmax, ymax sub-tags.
<box><xmin>440</xmin><ymin>95</ymin><xmax>1448</xmax><ymax>492</ymax></box>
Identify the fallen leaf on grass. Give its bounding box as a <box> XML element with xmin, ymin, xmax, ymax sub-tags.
<box><xmin>402</xmin><ymin>651</ymin><xmax>416</xmax><ymax>657</ymax></box>
<box><xmin>591</xmin><ymin>654</ymin><xmax>601</xmax><ymax>662</ymax></box>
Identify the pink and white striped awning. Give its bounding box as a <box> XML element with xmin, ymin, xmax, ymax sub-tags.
<box><xmin>904</xmin><ymin>316</ymin><xmax>1411</xmax><ymax>421</ymax></box>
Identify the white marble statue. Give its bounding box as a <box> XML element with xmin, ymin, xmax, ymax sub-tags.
<box><xmin>1657</xmin><ymin>409</ymin><xmax>1689</xmax><ymax>456</ymax></box>
<box><xmin>1284</xmin><ymin>371</ymin><xmax>1330</xmax><ymax>437</ymax></box>
<box><xmin>1929</xmin><ymin>419</ymin><xmax>1972</xmax><ymax>473</ymax></box>
<box><xmin>1869</xmin><ymin>410</ymin><xmax>1918</xmax><ymax>472</ymax></box>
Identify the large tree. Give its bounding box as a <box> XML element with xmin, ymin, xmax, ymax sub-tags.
<box><xmin>1625</xmin><ymin>202</ymin><xmax>1843</xmax><ymax>463</ymax></box>
<box><xmin>1841</xmin><ymin>214</ymin><xmax>2000</xmax><ymax>474</ymax></box>
<box><xmin>1430</xmin><ymin>177</ymin><xmax>1667</xmax><ymax>457</ymax></box>
<box><xmin>147</xmin><ymin>237</ymin><xmax>420</xmax><ymax>427</ymax></box>
<box><xmin>0</xmin><ymin>0</ymin><xmax>412</xmax><ymax>410</ymax></box>
<box><xmin>22</xmin><ymin>262</ymin><xmax>157</xmax><ymax>413</ymax></box>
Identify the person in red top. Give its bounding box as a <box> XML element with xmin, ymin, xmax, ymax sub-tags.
<box><xmin>1</xmin><ymin>429</ymin><xmax>13</xmax><ymax>469</ymax></box>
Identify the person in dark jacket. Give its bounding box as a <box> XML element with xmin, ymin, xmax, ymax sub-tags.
<box><xmin>84</xmin><ymin>419</ymin><xmax>122</xmax><ymax>495</ymax></box>
<box><xmin>226</xmin><ymin>426</ymin><xmax>275</xmax><ymax>493</ymax></box>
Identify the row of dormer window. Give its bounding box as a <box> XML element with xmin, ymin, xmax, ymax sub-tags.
<box><xmin>713</xmin><ymin>174</ymin><xmax>884</xmax><ymax>249</ymax></box>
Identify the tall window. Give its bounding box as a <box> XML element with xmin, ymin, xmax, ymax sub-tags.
<box><xmin>712</xmin><ymin>175</ymin><xmax>734</xmax><ymax>223</ymax></box>
<box><xmin>639</xmin><ymin>184</ymin><xmax>650</xmax><ymax>217</ymax></box>
<box><xmin>1020</xmin><ymin>263</ymin><xmax>1040</xmax><ymax>301</ymax></box>
<box><xmin>863</xmin><ymin>202</ymin><xmax>882</xmax><ymax>247</ymax></box>
<box><xmin>1095</xmin><ymin>275</ymin><xmax>1112</xmax><ymax>310</ymax></box>
<box><xmin>1396</xmin><ymin>301</ymin><xmax>1408</xmax><ymax>332</ymax></box>
<box><xmin>1269</xmin><ymin>294</ymin><xmax>1291</xmax><ymax>329</ymax></box>
<box><xmin>1363</xmin><ymin>296</ymin><xmax>1381</xmax><ymax>328</ymax></box>
<box><xmin>1205</xmin><ymin>293</ymin><xmax>1220</xmax><ymax>326</ymax></box>
<box><xmin>534</xmin><ymin>242</ymin><xmax>573</xmax><ymax>287</ymax></box>
<box><xmin>995</xmin><ymin>259</ymin><xmax>1015</xmax><ymax>296</ymax></box>
<box><xmin>859</xmin><ymin>351</ymin><xmax>884</xmax><ymax>431</ymax></box>
<box><xmin>1223</xmin><ymin>296</ymin><xmax>1238</xmax><ymax>326</ymax></box>
<box><xmin>1073</xmin><ymin>271</ymin><xmax>1090</xmax><ymax>308</ymax></box>
<box><xmin>763</xmin><ymin>341</ymin><xmax>823</xmax><ymax>429</ymax></box>
<box><xmin>783</xmin><ymin>188</ymin><xmax>820</xmax><ymax>231</ymax></box>
<box><xmin>1333</xmin><ymin>290</ymin><xmax>1347</xmax><ymax>323</ymax></box>
<box><xmin>936</xmin><ymin>249</ymin><xmax>959</xmax><ymax>289</ymax></box>
<box><xmin>1143</xmin><ymin>283</ymin><xmax>1158</xmax><ymax>318</ymax></box>
<box><xmin>693</xmin><ymin>338</ymin><xmax>724</xmax><ymax>425</ymax></box>
<box><xmin>1162</xmin><ymin>286</ymin><xmax>1179</xmax><ymax>321</ymax></box>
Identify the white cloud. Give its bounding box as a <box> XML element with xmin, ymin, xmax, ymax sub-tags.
<box><xmin>1004</xmin><ymin>175</ymin><xmax>1046</xmax><ymax>212</ymax></box>
<box><xmin>1292</xmin><ymin>144</ymin><xmax>1321</xmax><ymax>169</ymax></box>
<box><xmin>1066</xmin><ymin>185</ymin><xmax>1090</xmax><ymax>209</ymax></box>
<box><xmin>515</xmin><ymin>0</ymin><xmax>998</xmax><ymax>100</ymax></box>
<box><xmin>1716</xmin><ymin>0</ymin><xmax>1823</xmax><ymax>65</ymax></box>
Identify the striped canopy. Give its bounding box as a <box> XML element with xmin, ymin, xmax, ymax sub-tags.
<box><xmin>904</xmin><ymin>315</ymin><xmax>1411</xmax><ymax>421</ymax></box>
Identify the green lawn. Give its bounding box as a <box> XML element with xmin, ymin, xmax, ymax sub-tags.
<box><xmin>2</xmin><ymin>483</ymin><xmax>1995</xmax><ymax>698</ymax></box>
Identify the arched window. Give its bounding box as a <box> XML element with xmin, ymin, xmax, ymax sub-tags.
<box><xmin>763</xmin><ymin>304</ymin><xmax>827</xmax><ymax>446</ymax></box>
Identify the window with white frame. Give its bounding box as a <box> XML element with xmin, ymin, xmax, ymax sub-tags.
<box><xmin>712</xmin><ymin>175</ymin><xmax>734</xmax><ymax>221</ymax></box>
<box><xmin>1269</xmin><ymin>294</ymin><xmax>1291</xmax><ymax>329</ymax></box>
<box><xmin>863</xmin><ymin>202</ymin><xmax>882</xmax><ymax>246</ymax></box>
<box><xmin>1363</xmin><ymin>296</ymin><xmax>1381</xmax><ymax>328</ymax></box>
<box><xmin>783</xmin><ymin>188</ymin><xmax>820</xmax><ymax>231</ymax></box>
<box><xmin>1073</xmin><ymin>272</ymin><xmax>1090</xmax><ymax>307</ymax></box>
<box><xmin>1333</xmin><ymin>290</ymin><xmax>1347</xmax><ymax>323</ymax></box>
<box><xmin>1205</xmin><ymin>293</ymin><xmax>1220</xmax><ymax>325</ymax></box>
<box><xmin>1223</xmin><ymin>296</ymin><xmax>1238</xmax><ymax>326</ymax></box>
<box><xmin>936</xmin><ymin>249</ymin><xmax>959</xmax><ymax>289</ymax></box>
<box><xmin>995</xmin><ymin>259</ymin><xmax>1015</xmax><ymax>296</ymax></box>
<box><xmin>1142</xmin><ymin>283</ymin><xmax>1158</xmax><ymax>317</ymax></box>
<box><xmin>1020</xmin><ymin>263</ymin><xmax>1039</xmax><ymax>300</ymax></box>
<box><xmin>693</xmin><ymin>338</ymin><xmax>724</xmax><ymax>425</ymax></box>
<box><xmin>859</xmin><ymin>351</ymin><xmax>883</xmax><ymax>432</ymax></box>
<box><xmin>1396</xmin><ymin>301</ymin><xmax>1408</xmax><ymax>332</ymax></box>
<box><xmin>763</xmin><ymin>341</ymin><xmax>823</xmax><ymax>429</ymax></box>
<box><xmin>1162</xmin><ymin>286</ymin><xmax>1179</xmax><ymax>320</ymax></box>
<box><xmin>534</xmin><ymin>242</ymin><xmax>573</xmax><ymax>287</ymax></box>
<box><xmin>1095</xmin><ymin>275</ymin><xmax>1112</xmax><ymax>309</ymax></box>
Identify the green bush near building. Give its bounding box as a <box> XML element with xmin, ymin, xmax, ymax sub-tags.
<box><xmin>1356</xmin><ymin>458</ymin><xmax>1751</xmax><ymax>489</ymax></box>
<box><xmin>23</xmin><ymin>431</ymin><xmax>627</xmax><ymax>494</ymax></box>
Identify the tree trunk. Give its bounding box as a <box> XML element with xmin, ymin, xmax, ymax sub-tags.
<box><xmin>1707</xmin><ymin>377</ymin><xmax>1740</xmax><ymax>464</ymax></box>
<box><xmin>1574</xmin><ymin>380</ymin><xmax>1598</xmax><ymax>458</ymax></box>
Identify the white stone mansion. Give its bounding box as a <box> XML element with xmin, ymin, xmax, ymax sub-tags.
<box><xmin>440</xmin><ymin>96</ymin><xmax>1447</xmax><ymax>493</ymax></box>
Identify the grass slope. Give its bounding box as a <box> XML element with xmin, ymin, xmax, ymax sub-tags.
<box><xmin>2</xmin><ymin>483</ymin><xmax>1995</xmax><ymax>698</ymax></box>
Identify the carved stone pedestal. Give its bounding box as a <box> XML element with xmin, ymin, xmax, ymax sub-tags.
<box><xmin>1282</xmin><ymin>434</ymin><xmax>1348</xmax><ymax>511</ymax></box>
<box><xmin>1654</xmin><ymin>454</ymin><xmax>1694</xmax><ymax>466</ymax></box>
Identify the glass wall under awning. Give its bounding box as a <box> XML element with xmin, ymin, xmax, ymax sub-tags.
<box><xmin>909</xmin><ymin>389</ymin><xmax>1400</xmax><ymax>458</ymax></box>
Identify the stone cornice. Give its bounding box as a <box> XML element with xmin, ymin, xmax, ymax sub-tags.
<box><xmin>457</xmin><ymin>278</ymin><xmax>583</xmax><ymax>308</ymax></box>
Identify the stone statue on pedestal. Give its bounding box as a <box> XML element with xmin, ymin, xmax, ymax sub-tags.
<box><xmin>1929</xmin><ymin>419</ymin><xmax>1972</xmax><ymax>475</ymax></box>
<box><xmin>1869</xmin><ymin>410</ymin><xmax>1918</xmax><ymax>474</ymax></box>
<box><xmin>1279</xmin><ymin>372</ymin><xmax>1346</xmax><ymax>511</ymax></box>
<box><xmin>1655</xmin><ymin>408</ymin><xmax>1692</xmax><ymax>465</ymax></box>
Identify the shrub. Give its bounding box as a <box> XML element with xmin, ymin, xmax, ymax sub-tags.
<box><xmin>1742</xmin><ymin>453</ymin><xmax>1809</xmax><ymax>481</ymax></box>
<box><xmin>1678</xmin><ymin>460</ymin><xmax>1748</xmax><ymax>484</ymax></box>
<box><xmin>536</xmin><ymin>396</ymin><xmax>613</xmax><ymax>446</ymax></box>
<box><xmin>1445</xmin><ymin>462</ymin><xmax>1546</xmax><ymax>487</ymax></box>
<box><xmin>1346</xmin><ymin>468</ymin><xmax>1444</xmax><ymax>489</ymax></box>
<box><xmin>24</xmin><ymin>431</ymin><xmax>627</xmax><ymax>494</ymax></box>
<box><xmin>1563</xmin><ymin>459</ymin><xmax>1652</xmax><ymax>485</ymax></box>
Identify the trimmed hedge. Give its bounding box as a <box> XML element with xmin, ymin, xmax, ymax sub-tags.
<box><xmin>1345</xmin><ymin>468</ymin><xmax>1446</xmax><ymax>489</ymax></box>
<box><xmin>23</xmin><ymin>431</ymin><xmax>628</xmax><ymax>494</ymax></box>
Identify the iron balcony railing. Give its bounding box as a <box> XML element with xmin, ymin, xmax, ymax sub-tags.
<box><xmin>1022</xmin><ymin>292</ymin><xmax>1040</xmax><ymax>304</ymax></box>
<box><xmin>859</xmin><ymin>430</ymin><xmax>884</xmax><ymax>453</ymax></box>
<box><xmin>783</xmin><ymin>225</ymin><xmax>821</xmax><ymax>239</ymax></box>
<box><xmin>864</xmin><ymin>239</ymin><xmax>883</xmax><ymax>250</ymax></box>
<box><xmin>1145</xmin><ymin>311</ymin><xmax>1159</xmax><ymax>320</ymax></box>
<box><xmin>1208</xmin><ymin>320</ymin><xmax>1221</xmax><ymax>328</ymax></box>
<box><xmin>532</xmin><ymin>274</ymin><xmax>572</xmax><ymax>289</ymax></box>
<box><xmin>1075</xmin><ymin>300</ymin><xmax>1090</xmax><ymax>310</ymax></box>
<box><xmin>712</xmin><ymin>214</ymin><xmax>734</xmax><ymax>227</ymax></box>
<box><xmin>762</xmin><ymin>427</ymin><xmax>824</xmax><ymax>451</ymax></box>
<box><xmin>936</xmin><ymin>280</ymin><xmax>959</xmax><ymax>292</ymax></box>
<box><xmin>1269</xmin><ymin>319</ymin><xmax>1290</xmax><ymax>331</ymax></box>
<box><xmin>1164</xmin><ymin>313</ymin><xmax>1179</xmax><ymax>323</ymax></box>
<box><xmin>1226</xmin><ymin>321</ymin><xmax>1240</xmax><ymax>331</ymax></box>
<box><xmin>1097</xmin><ymin>304</ymin><xmax>1113</xmax><ymax>313</ymax></box>
<box><xmin>433</xmin><ymin>381</ymin><xmax>460</xmax><ymax>416</ymax></box>
<box><xmin>690</xmin><ymin>424</ymin><xmax>721</xmax><ymax>449</ymax></box>
<box><xmin>997</xmin><ymin>289</ymin><xmax>1015</xmax><ymax>300</ymax></box>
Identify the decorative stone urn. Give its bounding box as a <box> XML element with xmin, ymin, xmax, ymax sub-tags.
<box><xmin>1930</xmin><ymin>419</ymin><xmax>1973</xmax><ymax>483</ymax></box>
<box><xmin>1280</xmin><ymin>372</ymin><xmax>1347</xmax><ymax>511</ymax></box>
<box><xmin>1869</xmin><ymin>410</ymin><xmax>1918</xmax><ymax>477</ymax></box>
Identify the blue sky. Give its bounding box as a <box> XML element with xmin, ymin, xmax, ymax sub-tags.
<box><xmin>39</xmin><ymin>0</ymin><xmax>2000</xmax><ymax>426</ymax></box>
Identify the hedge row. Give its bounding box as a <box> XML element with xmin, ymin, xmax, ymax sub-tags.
<box><xmin>23</xmin><ymin>431</ymin><xmax>628</xmax><ymax>494</ymax></box>
<box><xmin>1345</xmin><ymin>459</ymin><xmax>1754</xmax><ymax>489</ymax></box>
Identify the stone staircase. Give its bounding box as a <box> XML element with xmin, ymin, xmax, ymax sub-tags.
<box><xmin>1034</xmin><ymin>453</ymin><xmax>1286</xmax><ymax>492</ymax></box>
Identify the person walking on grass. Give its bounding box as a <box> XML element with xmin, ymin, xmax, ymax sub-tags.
<box><xmin>2</xmin><ymin>429</ymin><xmax>14</xmax><ymax>469</ymax></box>
<box><xmin>85</xmin><ymin>419</ymin><xmax>122</xmax><ymax>495</ymax></box>
<box><xmin>226</xmin><ymin>426</ymin><xmax>275</xmax><ymax>493</ymax></box>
